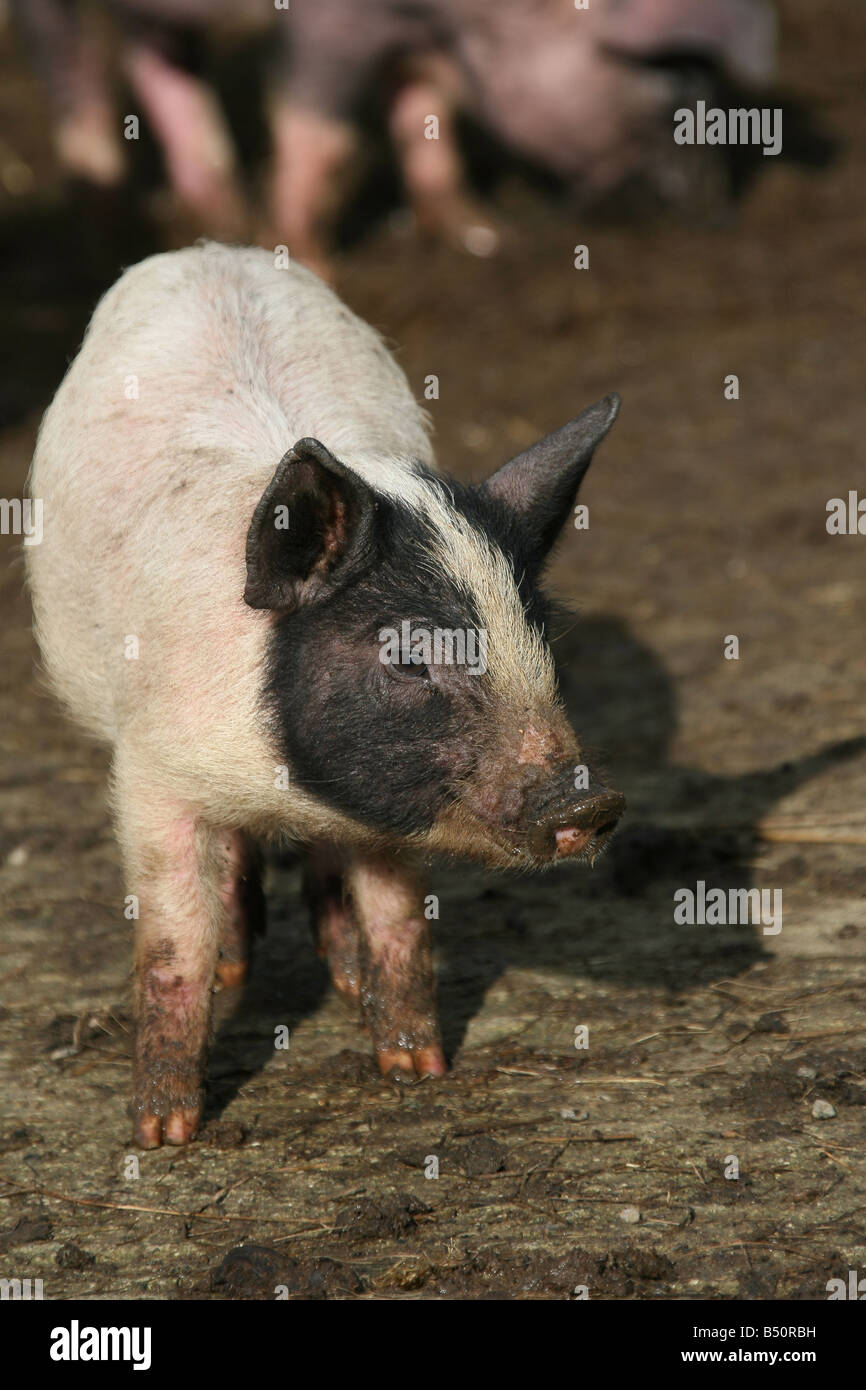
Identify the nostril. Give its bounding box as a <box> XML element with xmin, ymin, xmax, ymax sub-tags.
<box><xmin>535</xmin><ymin>787</ymin><xmax>625</xmax><ymax>861</ymax></box>
<box><xmin>593</xmin><ymin>818</ymin><xmax>620</xmax><ymax>839</ymax></box>
<box><xmin>553</xmin><ymin>813</ymin><xmax>621</xmax><ymax>860</ymax></box>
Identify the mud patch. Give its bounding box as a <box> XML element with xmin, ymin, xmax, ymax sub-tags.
<box><xmin>210</xmin><ymin>1245</ymin><xmax>362</xmax><ymax>1300</ymax></box>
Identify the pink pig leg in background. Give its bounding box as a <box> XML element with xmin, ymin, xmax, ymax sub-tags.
<box><xmin>123</xmin><ymin>35</ymin><xmax>248</xmax><ymax>241</ymax></box>
<box><xmin>267</xmin><ymin>100</ymin><xmax>357</xmax><ymax>278</ymax></box>
<box><xmin>10</xmin><ymin>0</ymin><xmax>126</xmax><ymax>186</ymax></box>
<box><xmin>54</xmin><ymin>77</ymin><xmax>126</xmax><ymax>188</ymax></box>
<box><xmin>388</xmin><ymin>54</ymin><xmax>499</xmax><ymax>258</ymax></box>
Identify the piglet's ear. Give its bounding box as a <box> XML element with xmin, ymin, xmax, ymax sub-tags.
<box><xmin>244</xmin><ymin>438</ymin><xmax>377</xmax><ymax>611</ymax></box>
<box><xmin>481</xmin><ymin>394</ymin><xmax>620</xmax><ymax>564</ymax></box>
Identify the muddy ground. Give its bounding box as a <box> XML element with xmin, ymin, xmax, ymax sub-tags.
<box><xmin>0</xmin><ymin>1</ymin><xmax>864</xmax><ymax>1301</ymax></box>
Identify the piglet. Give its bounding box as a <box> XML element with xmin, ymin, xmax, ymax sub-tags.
<box><xmin>27</xmin><ymin>243</ymin><xmax>624</xmax><ymax>1147</ymax></box>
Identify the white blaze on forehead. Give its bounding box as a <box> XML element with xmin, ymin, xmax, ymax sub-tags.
<box><xmin>425</xmin><ymin>506</ymin><xmax>558</xmax><ymax>707</ymax></box>
<box><xmin>348</xmin><ymin>454</ymin><xmax>558</xmax><ymax>708</ymax></box>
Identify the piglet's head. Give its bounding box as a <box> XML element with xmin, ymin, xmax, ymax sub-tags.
<box><xmin>244</xmin><ymin>394</ymin><xmax>625</xmax><ymax>869</ymax></box>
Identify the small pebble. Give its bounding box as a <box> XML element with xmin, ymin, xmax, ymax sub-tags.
<box><xmin>619</xmin><ymin>1206</ymin><xmax>641</xmax><ymax>1224</ymax></box>
<box><xmin>6</xmin><ymin>845</ymin><xmax>28</xmax><ymax>867</ymax></box>
<box><xmin>811</xmin><ymin>1099</ymin><xmax>836</xmax><ymax>1120</ymax></box>
<box><xmin>797</xmin><ymin>1065</ymin><xmax>818</xmax><ymax>1080</ymax></box>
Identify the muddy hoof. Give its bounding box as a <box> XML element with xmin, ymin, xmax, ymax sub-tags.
<box><xmin>376</xmin><ymin>1043</ymin><xmax>447</xmax><ymax>1081</ymax></box>
<box><xmin>134</xmin><ymin>1105</ymin><xmax>202</xmax><ymax>1149</ymax></box>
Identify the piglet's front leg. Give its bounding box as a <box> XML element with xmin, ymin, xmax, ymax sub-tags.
<box><xmin>346</xmin><ymin>853</ymin><xmax>446</xmax><ymax>1081</ymax></box>
<box><xmin>118</xmin><ymin>786</ymin><xmax>223</xmax><ymax>1149</ymax></box>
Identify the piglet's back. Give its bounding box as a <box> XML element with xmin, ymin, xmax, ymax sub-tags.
<box><xmin>27</xmin><ymin>243</ymin><xmax>431</xmax><ymax>745</ymax></box>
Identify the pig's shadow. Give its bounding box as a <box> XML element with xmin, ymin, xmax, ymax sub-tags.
<box><xmin>206</xmin><ymin>616</ymin><xmax>865</xmax><ymax>1111</ymax></box>
<box><xmin>432</xmin><ymin>616</ymin><xmax>865</xmax><ymax>1062</ymax></box>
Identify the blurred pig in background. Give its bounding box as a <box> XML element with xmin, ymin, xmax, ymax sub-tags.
<box><xmin>275</xmin><ymin>0</ymin><xmax>778</xmax><ymax>267</ymax></box>
<box><xmin>11</xmin><ymin>0</ymin><xmax>777</xmax><ymax>271</ymax></box>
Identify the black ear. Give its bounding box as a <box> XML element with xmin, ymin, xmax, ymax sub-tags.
<box><xmin>244</xmin><ymin>438</ymin><xmax>377</xmax><ymax>611</ymax></box>
<box><xmin>480</xmin><ymin>394</ymin><xmax>620</xmax><ymax>564</ymax></box>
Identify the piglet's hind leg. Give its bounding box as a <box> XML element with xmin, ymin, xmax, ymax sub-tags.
<box><xmin>215</xmin><ymin>830</ymin><xmax>264</xmax><ymax>989</ymax></box>
<box><xmin>304</xmin><ymin>842</ymin><xmax>359</xmax><ymax>1003</ymax></box>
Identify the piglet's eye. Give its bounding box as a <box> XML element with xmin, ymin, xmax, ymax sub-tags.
<box><xmin>387</xmin><ymin>655</ymin><xmax>430</xmax><ymax>682</ymax></box>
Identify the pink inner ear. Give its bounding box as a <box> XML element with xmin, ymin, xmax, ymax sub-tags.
<box><xmin>320</xmin><ymin>490</ymin><xmax>349</xmax><ymax>568</ymax></box>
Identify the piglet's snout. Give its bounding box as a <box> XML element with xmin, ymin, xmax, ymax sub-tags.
<box><xmin>468</xmin><ymin>755</ymin><xmax>625</xmax><ymax>862</ymax></box>
<box><xmin>549</xmin><ymin>788</ymin><xmax>626</xmax><ymax>860</ymax></box>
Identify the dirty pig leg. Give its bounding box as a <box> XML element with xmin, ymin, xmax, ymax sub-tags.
<box><xmin>267</xmin><ymin>100</ymin><xmax>357</xmax><ymax>277</ymax></box>
<box><xmin>54</xmin><ymin>58</ymin><xmax>126</xmax><ymax>187</ymax></box>
<box><xmin>13</xmin><ymin>0</ymin><xmax>126</xmax><ymax>185</ymax></box>
<box><xmin>346</xmin><ymin>852</ymin><xmax>446</xmax><ymax>1080</ymax></box>
<box><xmin>121</xmin><ymin>26</ymin><xmax>248</xmax><ymax>241</ymax></box>
<box><xmin>118</xmin><ymin>787</ymin><xmax>223</xmax><ymax>1149</ymax></box>
<box><xmin>303</xmin><ymin>842</ymin><xmax>359</xmax><ymax>1002</ymax></box>
<box><xmin>215</xmin><ymin>830</ymin><xmax>265</xmax><ymax>990</ymax></box>
<box><xmin>388</xmin><ymin>56</ymin><xmax>500</xmax><ymax>258</ymax></box>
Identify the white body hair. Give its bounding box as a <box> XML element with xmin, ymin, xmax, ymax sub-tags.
<box><xmin>27</xmin><ymin>243</ymin><xmax>552</xmax><ymax>843</ymax></box>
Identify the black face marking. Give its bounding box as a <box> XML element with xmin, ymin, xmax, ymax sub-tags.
<box><xmin>265</xmin><ymin>478</ymin><xmax>555</xmax><ymax>836</ymax></box>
